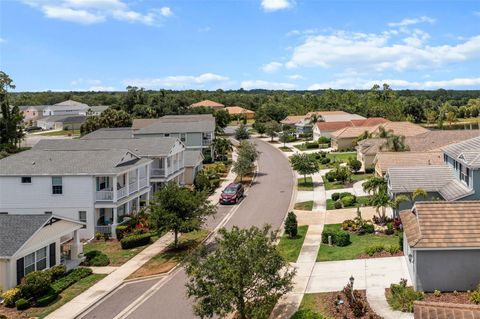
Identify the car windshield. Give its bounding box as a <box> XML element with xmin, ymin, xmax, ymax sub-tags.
<box><xmin>223</xmin><ymin>187</ymin><xmax>237</xmax><ymax>194</ymax></box>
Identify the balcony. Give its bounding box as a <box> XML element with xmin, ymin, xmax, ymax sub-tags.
<box><xmin>151</xmin><ymin>168</ymin><xmax>166</xmax><ymax>177</ymax></box>
<box><xmin>202</xmin><ymin>138</ymin><xmax>212</xmax><ymax>146</ymax></box>
<box><xmin>96</xmin><ymin>190</ymin><xmax>113</xmax><ymax>201</ymax></box>
<box><xmin>129</xmin><ymin>181</ymin><xmax>138</xmax><ymax>194</ymax></box>
<box><xmin>117</xmin><ymin>186</ymin><xmax>127</xmax><ymax>199</ymax></box>
<box><xmin>139</xmin><ymin>177</ymin><xmax>148</xmax><ymax>188</ymax></box>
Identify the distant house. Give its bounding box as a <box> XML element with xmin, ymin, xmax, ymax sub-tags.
<box><xmin>401</xmin><ymin>201</ymin><xmax>480</xmax><ymax>292</ymax></box>
<box><xmin>19</xmin><ymin>105</ymin><xmax>48</xmax><ymax>124</ymax></box>
<box><xmin>225</xmin><ymin>106</ymin><xmax>255</xmax><ymax>120</ymax></box>
<box><xmin>373</xmin><ymin>151</ymin><xmax>443</xmax><ymax>176</ymax></box>
<box><xmin>316</xmin><ymin>117</ymin><xmax>390</xmax><ymax>143</ymax></box>
<box><xmin>37</xmin><ymin>115</ymin><xmax>86</xmax><ymax>131</ymax></box>
<box><xmin>189</xmin><ymin>100</ymin><xmax>225</xmax><ymax>110</ymax></box>
<box><xmin>42</xmin><ymin>100</ymin><xmax>90</xmax><ymax>117</ymax></box>
<box><xmin>88</xmin><ymin>105</ymin><xmax>109</xmax><ymax>116</ymax></box>
<box><xmin>0</xmin><ymin>214</ymin><xmax>85</xmax><ymax>290</ymax></box>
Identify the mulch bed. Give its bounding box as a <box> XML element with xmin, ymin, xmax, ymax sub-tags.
<box><xmin>423</xmin><ymin>292</ymin><xmax>473</xmax><ymax>305</ymax></box>
<box><xmin>306</xmin><ymin>290</ymin><xmax>382</xmax><ymax>319</ymax></box>
<box><xmin>357</xmin><ymin>251</ymin><xmax>404</xmax><ymax>259</ymax></box>
<box><xmin>1</xmin><ymin>305</ymin><xmax>34</xmax><ymax>319</ymax></box>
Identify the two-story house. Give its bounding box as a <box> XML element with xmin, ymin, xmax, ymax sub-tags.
<box><xmin>42</xmin><ymin>100</ymin><xmax>90</xmax><ymax>117</ymax></box>
<box><xmin>386</xmin><ymin>136</ymin><xmax>480</xmax><ymax>214</ymax></box>
<box><xmin>0</xmin><ymin>149</ymin><xmax>152</xmax><ymax>239</ymax></box>
<box><xmin>132</xmin><ymin>114</ymin><xmax>216</xmax><ymax>157</ymax></box>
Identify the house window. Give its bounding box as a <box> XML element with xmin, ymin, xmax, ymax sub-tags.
<box><xmin>180</xmin><ymin>133</ymin><xmax>186</xmax><ymax>142</ymax></box>
<box><xmin>164</xmin><ymin>133</ymin><xmax>170</xmax><ymax>137</ymax></box>
<box><xmin>460</xmin><ymin>164</ymin><xmax>470</xmax><ymax>186</ymax></box>
<box><xmin>36</xmin><ymin>247</ymin><xmax>47</xmax><ymax>271</ymax></box>
<box><xmin>79</xmin><ymin>211</ymin><xmax>87</xmax><ymax>228</ymax></box>
<box><xmin>24</xmin><ymin>252</ymin><xmax>35</xmax><ymax>275</ymax></box>
<box><xmin>52</xmin><ymin>176</ymin><xmax>63</xmax><ymax>194</ymax></box>
<box><xmin>443</xmin><ymin>154</ymin><xmax>448</xmax><ymax>163</ymax></box>
<box><xmin>44</xmin><ymin>211</ymin><xmax>52</xmax><ymax>215</ymax></box>
<box><xmin>21</xmin><ymin>177</ymin><xmax>32</xmax><ymax>184</ymax></box>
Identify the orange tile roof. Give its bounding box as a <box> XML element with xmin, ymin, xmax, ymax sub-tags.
<box><xmin>316</xmin><ymin>121</ymin><xmax>355</xmax><ymax>131</ymax></box>
<box><xmin>374</xmin><ymin>151</ymin><xmax>443</xmax><ymax>174</ymax></box>
<box><xmin>190</xmin><ymin>100</ymin><xmax>225</xmax><ymax>108</ymax></box>
<box><xmin>281</xmin><ymin>115</ymin><xmax>307</xmax><ymax>125</ymax></box>
<box><xmin>372</xmin><ymin>121</ymin><xmax>429</xmax><ymax>136</ymax></box>
<box><xmin>351</xmin><ymin>117</ymin><xmax>390</xmax><ymax>126</ymax></box>
<box><xmin>414</xmin><ymin>301</ymin><xmax>480</xmax><ymax>319</ymax></box>
<box><xmin>400</xmin><ymin>201</ymin><xmax>480</xmax><ymax>249</ymax></box>
<box><xmin>306</xmin><ymin>111</ymin><xmax>349</xmax><ymax>117</ymax></box>
<box><xmin>225</xmin><ymin>106</ymin><xmax>255</xmax><ymax>115</ymax></box>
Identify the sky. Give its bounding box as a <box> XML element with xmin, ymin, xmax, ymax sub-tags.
<box><xmin>1</xmin><ymin>0</ymin><xmax>480</xmax><ymax>92</ymax></box>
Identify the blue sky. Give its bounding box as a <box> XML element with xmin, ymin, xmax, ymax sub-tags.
<box><xmin>1</xmin><ymin>0</ymin><xmax>480</xmax><ymax>91</ymax></box>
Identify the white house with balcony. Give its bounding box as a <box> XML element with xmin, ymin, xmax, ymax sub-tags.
<box><xmin>42</xmin><ymin>100</ymin><xmax>90</xmax><ymax>117</ymax></box>
<box><xmin>0</xmin><ymin>148</ymin><xmax>152</xmax><ymax>239</ymax></box>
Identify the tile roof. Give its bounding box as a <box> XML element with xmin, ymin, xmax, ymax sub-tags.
<box><xmin>414</xmin><ymin>301</ymin><xmax>480</xmax><ymax>319</ymax></box>
<box><xmin>407</xmin><ymin>130</ymin><xmax>480</xmax><ymax>152</ymax></box>
<box><xmin>316</xmin><ymin>121</ymin><xmax>355</xmax><ymax>131</ymax></box>
<box><xmin>281</xmin><ymin>115</ymin><xmax>306</xmax><ymax>125</ymax></box>
<box><xmin>306</xmin><ymin>111</ymin><xmax>350</xmax><ymax>116</ymax></box>
<box><xmin>400</xmin><ymin>201</ymin><xmax>480</xmax><ymax>248</ymax></box>
<box><xmin>357</xmin><ymin>138</ymin><xmax>388</xmax><ymax>155</ymax></box>
<box><xmin>0</xmin><ymin>149</ymin><xmax>151</xmax><ymax>176</ymax></box>
<box><xmin>190</xmin><ymin>100</ymin><xmax>225</xmax><ymax>108</ymax></box>
<box><xmin>135</xmin><ymin>114</ymin><xmax>215</xmax><ymax>134</ymax></box>
<box><xmin>81</xmin><ymin>127</ymin><xmax>135</xmax><ymax>139</ymax></box>
<box><xmin>184</xmin><ymin>150</ymin><xmax>204</xmax><ymax>167</ymax></box>
<box><xmin>443</xmin><ymin>135</ymin><xmax>480</xmax><ymax>169</ymax></box>
<box><xmin>0</xmin><ymin>214</ymin><xmax>52</xmax><ymax>258</ymax></box>
<box><xmin>33</xmin><ymin>137</ymin><xmax>179</xmax><ymax>157</ymax></box>
<box><xmin>387</xmin><ymin>165</ymin><xmax>473</xmax><ymax>200</ymax></box>
<box><xmin>225</xmin><ymin>106</ymin><xmax>255</xmax><ymax>115</ymax></box>
<box><xmin>374</xmin><ymin>151</ymin><xmax>443</xmax><ymax>174</ymax></box>
<box><xmin>372</xmin><ymin>122</ymin><xmax>430</xmax><ymax>137</ymax></box>
<box><xmin>331</xmin><ymin>126</ymin><xmax>374</xmax><ymax>139</ymax></box>
<box><xmin>320</xmin><ymin>113</ymin><xmax>366</xmax><ymax>122</ymax></box>
<box><xmin>89</xmin><ymin>105</ymin><xmax>109</xmax><ymax>113</ymax></box>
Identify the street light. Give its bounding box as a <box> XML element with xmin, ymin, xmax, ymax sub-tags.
<box><xmin>349</xmin><ymin>275</ymin><xmax>355</xmax><ymax>302</ymax></box>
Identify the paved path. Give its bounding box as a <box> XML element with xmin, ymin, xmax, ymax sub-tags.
<box><xmin>79</xmin><ymin>138</ymin><xmax>295</xmax><ymax>319</ymax></box>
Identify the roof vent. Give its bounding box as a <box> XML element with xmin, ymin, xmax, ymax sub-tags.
<box><xmin>32</xmin><ymin>161</ymin><xmax>35</xmax><ymax>165</ymax></box>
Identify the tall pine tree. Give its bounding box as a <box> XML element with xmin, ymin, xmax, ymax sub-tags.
<box><xmin>0</xmin><ymin>71</ymin><xmax>24</xmax><ymax>151</ymax></box>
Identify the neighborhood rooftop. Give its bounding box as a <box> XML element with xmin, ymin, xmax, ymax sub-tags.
<box><xmin>189</xmin><ymin>100</ymin><xmax>225</xmax><ymax>108</ymax></box>
<box><xmin>442</xmin><ymin>135</ymin><xmax>480</xmax><ymax>168</ymax></box>
<box><xmin>135</xmin><ymin>114</ymin><xmax>215</xmax><ymax>134</ymax></box>
<box><xmin>81</xmin><ymin>127</ymin><xmax>135</xmax><ymax>139</ymax></box>
<box><xmin>374</xmin><ymin>151</ymin><xmax>443</xmax><ymax>173</ymax></box>
<box><xmin>401</xmin><ymin>201</ymin><xmax>480</xmax><ymax>248</ymax></box>
<box><xmin>184</xmin><ymin>150</ymin><xmax>204</xmax><ymax>167</ymax></box>
<box><xmin>0</xmin><ymin>149</ymin><xmax>151</xmax><ymax>176</ymax></box>
<box><xmin>387</xmin><ymin>165</ymin><xmax>474</xmax><ymax>201</ymax></box>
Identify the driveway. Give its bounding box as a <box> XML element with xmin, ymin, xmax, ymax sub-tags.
<box><xmin>80</xmin><ymin>138</ymin><xmax>295</xmax><ymax>319</ymax></box>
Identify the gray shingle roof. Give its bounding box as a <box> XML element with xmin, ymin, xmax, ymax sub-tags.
<box><xmin>40</xmin><ymin>115</ymin><xmax>86</xmax><ymax>123</ymax></box>
<box><xmin>0</xmin><ymin>214</ymin><xmax>51</xmax><ymax>258</ymax></box>
<box><xmin>387</xmin><ymin>165</ymin><xmax>473</xmax><ymax>201</ymax></box>
<box><xmin>442</xmin><ymin>136</ymin><xmax>480</xmax><ymax>169</ymax></box>
<box><xmin>184</xmin><ymin>150</ymin><xmax>204</xmax><ymax>167</ymax></box>
<box><xmin>81</xmin><ymin>127</ymin><xmax>135</xmax><ymax>139</ymax></box>
<box><xmin>33</xmin><ymin>137</ymin><xmax>179</xmax><ymax>157</ymax></box>
<box><xmin>46</xmin><ymin>100</ymin><xmax>89</xmax><ymax>111</ymax></box>
<box><xmin>89</xmin><ymin>105</ymin><xmax>109</xmax><ymax>113</ymax></box>
<box><xmin>19</xmin><ymin>105</ymin><xmax>49</xmax><ymax>112</ymax></box>
<box><xmin>0</xmin><ymin>149</ymin><xmax>151</xmax><ymax>176</ymax></box>
<box><xmin>135</xmin><ymin>114</ymin><xmax>215</xmax><ymax>135</ymax></box>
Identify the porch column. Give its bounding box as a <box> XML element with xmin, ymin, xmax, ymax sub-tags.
<box><xmin>137</xmin><ymin>196</ymin><xmax>140</xmax><ymax>210</ymax></box>
<box><xmin>111</xmin><ymin>207</ymin><xmax>118</xmax><ymax>239</ymax></box>
<box><xmin>164</xmin><ymin>157</ymin><xmax>168</xmax><ymax>177</ymax></box>
<box><xmin>126</xmin><ymin>171</ymin><xmax>130</xmax><ymax>194</ymax></box>
<box><xmin>126</xmin><ymin>200</ymin><xmax>131</xmax><ymax>214</ymax></box>
<box><xmin>113</xmin><ymin>175</ymin><xmax>118</xmax><ymax>202</ymax></box>
<box><xmin>146</xmin><ymin>190</ymin><xmax>151</xmax><ymax>205</ymax></box>
<box><xmin>70</xmin><ymin>230</ymin><xmax>83</xmax><ymax>260</ymax></box>
<box><xmin>137</xmin><ymin>168</ymin><xmax>141</xmax><ymax>190</ymax></box>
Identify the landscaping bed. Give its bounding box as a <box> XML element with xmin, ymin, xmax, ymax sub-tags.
<box><xmin>294</xmin><ymin>201</ymin><xmax>314</xmax><ymax>211</ymax></box>
<box><xmin>423</xmin><ymin>291</ymin><xmax>474</xmax><ymax>304</ymax></box>
<box><xmin>128</xmin><ymin>230</ymin><xmax>209</xmax><ymax>279</ymax></box>
<box><xmin>279</xmin><ymin>146</ymin><xmax>293</xmax><ymax>152</ymax></box>
<box><xmin>322</xmin><ymin>173</ymin><xmax>372</xmax><ymax>191</ymax></box>
<box><xmin>326</xmin><ymin>194</ymin><xmax>371</xmax><ymax>210</ymax></box>
<box><xmin>277</xmin><ymin>225</ymin><xmax>308</xmax><ymax>262</ymax></box>
<box><xmin>294</xmin><ymin>291</ymin><xmax>381</xmax><ymax>319</ymax></box>
<box><xmin>298</xmin><ymin>177</ymin><xmax>314</xmax><ymax>191</ymax></box>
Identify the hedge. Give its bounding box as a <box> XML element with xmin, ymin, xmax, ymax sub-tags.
<box><xmin>120</xmin><ymin>233</ymin><xmax>152</xmax><ymax>249</ymax></box>
<box><xmin>15</xmin><ymin>298</ymin><xmax>30</xmax><ymax>310</ymax></box>
<box><xmin>35</xmin><ymin>289</ymin><xmax>58</xmax><ymax>307</ymax></box>
<box><xmin>51</xmin><ymin>267</ymin><xmax>93</xmax><ymax>294</ymax></box>
<box><xmin>83</xmin><ymin>250</ymin><xmax>110</xmax><ymax>266</ymax></box>
<box><xmin>321</xmin><ymin>229</ymin><xmax>350</xmax><ymax>247</ymax></box>
<box><xmin>115</xmin><ymin>225</ymin><xmax>130</xmax><ymax>240</ymax></box>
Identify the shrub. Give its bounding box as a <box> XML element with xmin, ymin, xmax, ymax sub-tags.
<box><xmin>0</xmin><ymin>315</ymin><xmax>7</xmax><ymax>319</ymax></box>
<box><xmin>322</xmin><ymin>228</ymin><xmax>350</xmax><ymax>247</ymax></box>
<box><xmin>363</xmin><ymin>223</ymin><xmax>375</xmax><ymax>234</ymax></box>
<box><xmin>317</xmin><ymin>136</ymin><xmax>330</xmax><ymax>144</ymax></box>
<box><xmin>365</xmin><ymin>244</ymin><xmax>385</xmax><ymax>256</ymax></box>
<box><xmin>291</xmin><ymin>309</ymin><xmax>324</xmax><ymax>319</ymax></box>
<box><xmin>341</xmin><ymin>195</ymin><xmax>356</xmax><ymax>207</ymax></box>
<box><xmin>334</xmin><ymin>200</ymin><xmax>342</xmax><ymax>209</ymax></box>
<box><xmin>115</xmin><ymin>225</ymin><xmax>130</xmax><ymax>240</ymax></box>
<box><xmin>83</xmin><ymin>250</ymin><xmax>110</xmax><ymax>266</ymax></box>
<box><xmin>470</xmin><ymin>287</ymin><xmax>480</xmax><ymax>304</ymax></box>
<box><xmin>51</xmin><ymin>267</ymin><xmax>93</xmax><ymax>294</ymax></box>
<box><xmin>348</xmin><ymin>158</ymin><xmax>362</xmax><ymax>173</ymax></box>
<box><xmin>387</xmin><ymin>279</ymin><xmax>423</xmax><ymax>312</ymax></box>
<box><xmin>95</xmin><ymin>232</ymin><xmax>102</xmax><ymax>240</ymax></box>
<box><xmin>19</xmin><ymin>270</ymin><xmax>51</xmax><ymax>300</ymax></box>
<box><xmin>341</xmin><ymin>219</ymin><xmax>355</xmax><ymax>230</ymax></box>
<box><xmin>202</xmin><ymin>154</ymin><xmax>213</xmax><ymax>164</ymax></box>
<box><xmin>387</xmin><ymin>244</ymin><xmax>400</xmax><ymax>254</ymax></box>
<box><xmin>385</xmin><ymin>222</ymin><xmax>395</xmax><ymax>235</ymax></box>
<box><xmin>47</xmin><ymin>264</ymin><xmax>67</xmax><ymax>281</ymax></box>
<box><xmin>320</xmin><ymin>157</ymin><xmax>330</xmax><ymax>164</ymax></box>
<box><xmin>15</xmin><ymin>298</ymin><xmax>30</xmax><ymax>310</ymax></box>
<box><xmin>340</xmin><ymin>192</ymin><xmax>354</xmax><ymax>199</ymax></box>
<box><xmin>103</xmin><ymin>232</ymin><xmax>110</xmax><ymax>241</ymax></box>
<box><xmin>434</xmin><ymin>290</ymin><xmax>442</xmax><ymax>297</ymax></box>
<box><xmin>1</xmin><ymin>287</ymin><xmax>21</xmax><ymax>307</ymax></box>
<box><xmin>120</xmin><ymin>233</ymin><xmax>152</xmax><ymax>249</ymax></box>
<box><xmin>285</xmin><ymin>212</ymin><xmax>298</xmax><ymax>238</ymax></box>
<box><xmin>305</xmin><ymin>141</ymin><xmax>319</xmax><ymax>149</ymax></box>
<box><xmin>325</xmin><ymin>171</ymin><xmax>335</xmax><ymax>182</ymax></box>
<box><xmin>331</xmin><ymin>193</ymin><xmax>340</xmax><ymax>201</ymax></box>
<box><xmin>35</xmin><ymin>289</ymin><xmax>58</xmax><ymax>307</ymax></box>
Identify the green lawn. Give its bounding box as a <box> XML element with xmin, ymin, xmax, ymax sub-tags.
<box><xmin>317</xmin><ymin>224</ymin><xmax>400</xmax><ymax>262</ymax></box>
<box><xmin>294</xmin><ymin>144</ymin><xmax>310</xmax><ymax>151</ymax></box>
<box><xmin>37</xmin><ymin>129</ymin><xmax>81</xmax><ymax>136</ymax></box>
<box><xmin>277</xmin><ymin>225</ymin><xmax>308</xmax><ymax>262</ymax></box>
<box><xmin>297</xmin><ymin>177</ymin><xmax>314</xmax><ymax>191</ymax></box>
<box><xmin>322</xmin><ymin>173</ymin><xmax>372</xmax><ymax>191</ymax></box>
<box><xmin>326</xmin><ymin>196</ymin><xmax>371</xmax><ymax>210</ymax></box>
<box><xmin>294</xmin><ymin>200</ymin><xmax>314</xmax><ymax>211</ymax></box>
<box><xmin>28</xmin><ymin>274</ymin><xmax>106</xmax><ymax>318</ymax></box>
<box><xmin>83</xmin><ymin>234</ymin><xmax>159</xmax><ymax>266</ymax></box>
<box><xmin>128</xmin><ymin>230</ymin><xmax>209</xmax><ymax>279</ymax></box>
<box><xmin>318</xmin><ymin>152</ymin><xmax>356</xmax><ymax>169</ymax></box>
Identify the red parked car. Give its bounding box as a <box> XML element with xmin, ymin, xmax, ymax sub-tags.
<box><xmin>219</xmin><ymin>183</ymin><xmax>244</xmax><ymax>204</ymax></box>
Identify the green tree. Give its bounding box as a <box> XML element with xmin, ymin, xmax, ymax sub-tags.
<box><xmin>185</xmin><ymin>225</ymin><xmax>295</xmax><ymax>319</ymax></box>
<box><xmin>284</xmin><ymin>212</ymin><xmax>298</xmax><ymax>238</ymax></box>
<box><xmin>255</xmin><ymin>102</ymin><xmax>289</xmax><ymax>122</ymax></box>
<box><xmin>362</xmin><ymin>176</ymin><xmax>387</xmax><ymax>195</ymax></box>
<box><xmin>80</xmin><ymin>108</ymin><xmax>132</xmax><ymax>135</ymax></box>
<box><xmin>214</xmin><ymin>110</ymin><xmax>230</xmax><ymax>131</ymax></box>
<box><xmin>290</xmin><ymin>153</ymin><xmax>320</xmax><ymax>183</ymax></box>
<box><xmin>234</xmin><ymin>124</ymin><xmax>250</xmax><ymax>140</ymax></box>
<box><xmin>0</xmin><ymin>72</ymin><xmax>24</xmax><ymax>150</ymax></box>
<box><xmin>232</xmin><ymin>155</ymin><xmax>255</xmax><ymax>181</ymax></box>
<box><xmin>445</xmin><ymin>111</ymin><xmax>457</xmax><ymax>126</ymax></box>
<box><xmin>425</xmin><ymin>110</ymin><xmax>438</xmax><ymax>124</ymax></box>
<box><xmin>279</xmin><ymin>128</ymin><xmax>294</xmax><ymax>147</ymax></box>
<box><xmin>237</xmin><ymin>140</ymin><xmax>259</xmax><ymax>163</ymax></box>
<box><xmin>332</xmin><ymin>164</ymin><xmax>351</xmax><ymax>183</ymax></box>
<box><xmin>253</xmin><ymin>122</ymin><xmax>266</xmax><ymax>136</ymax></box>
<box><xmin>213</xmin><ymin>137</ymin><xmax>232</xmax><ymax>161</ymax></box>
<box><xmin>348</xmin><ymin>158</ymin><xmax>362</xmax><ymax>173</ymax></box>
<box><xmin>149</xmin><ymin>183</ymin><xmax>215</xmax><ymax>248</ymax></box>
<box><xmin>382</xmin><ymin>134</ymin><xmax>408</xmax><ymax>152</ymax></box>
<box><xmin>265</xmin><ymin>120</ymin><xmax>281</xmax><ymax>142</ymax></box>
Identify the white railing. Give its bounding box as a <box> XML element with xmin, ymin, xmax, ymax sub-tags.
<box><xmin>96</xmin><ymin>190</ymin><xmax>113</xmax><ymax>201</ymax></box>
<box><xmin>129</xmin><ymin>181</ymin><xmax>138</xmax><ymax>194</ymax></box>
<box><xmin>139</xmin><ymin>177</ymin><xmax>148</xmax><ymax>188</ymax></box>
<box><xmin>95</xmin><ymin>225</ymin><xmax>112</xmax><ymax>235</ymax></box>
<box><xmin>151</xmin><ymin>168</ymin><xmax>166</xmax><ymax>177</ymax></box>
<box><xmin>202</xmin><ymin>139</ymin><xmax>212</xmax><ymax>146</ymax></box>
<box><xmin>117</xmin><ymin>186</ymin><xmax>127</xmax><ymax>199</ymax></box>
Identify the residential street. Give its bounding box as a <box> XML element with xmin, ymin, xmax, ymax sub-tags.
<box><xmin>80</xmin><ymin>137</ymin><xmax>294</xmax><ymax>319</ymax></box>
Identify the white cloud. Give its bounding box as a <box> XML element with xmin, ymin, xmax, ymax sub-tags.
<box><xmin>261</xmin><ymin>61</ymin><xmax>282</xmax><ymax>73</ymax></box>
<box><xmin>388</xmin><ymin>16</ymin><xmax>435</xmax><ymax>27</ymax></box>
<box><xmin>284</xmin><ymin>30</ymin><xmax>480</xmax><ymax>72</ymax></box>
<box><xmin>89</xmin><ymin>85</ymin><xmax>116</xmax><ymax>91</ymax></box>
<box><xmin>261</xmin><ymin>0</ymin><xmax>293</xmax><ymax>12</ymax></box>
<box><xmin>124</xmin><ymin>73</ymin><xmax>230</xmax><ymax>89</ymax></box>
<box><xmin>308</xmin><ymin>77</ymin><xmax>480</xmax><ymax>90</ymax></box>
<box><xmin>287</xmin><ymin>74</ymin><xmax>303</xmax><ymax>80</ymax></box>
<box><xmin>23</xmin><ymin>0</ymin><xmax>172</xmax><ymax>26</ymax></box>
<box><xmin>241</xmin><ymin>80</ymin><xmax>296</xmax><ymax>90</ymax></box>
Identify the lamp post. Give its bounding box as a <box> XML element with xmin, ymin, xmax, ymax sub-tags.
<box><xmin>349</xmin><ymin>275</ymin><xmax>355</xmax><ymax>302</ymax></box>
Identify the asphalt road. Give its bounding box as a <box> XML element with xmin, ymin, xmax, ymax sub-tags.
<box><xmin>81</xmin><ymin>137</ymin><xmax>294</xmax><ymax>319</ymax></box>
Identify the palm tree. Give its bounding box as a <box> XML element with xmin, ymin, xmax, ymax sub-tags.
<box><xmin>362</xmin><ymin>176</ymin><xmax>387</xmax><ymax>195</ymax></box>
<box><xmin>370</xmin><ymin>190</ymin><xmax>394</xmax><ymax>224</ymax></box>
<box><xmin>376</xmin><ymin>126</ymin><xmax>393</xmax><ymax>138</ymax></box>
<box><xmin>394</xmin><ymin>188</ymin><xmax>427</xmax><ymax>207</ymax></box>
<box><xmin>382</xmin><ymin>134</ymin><xmax>408</xmax><ymax>152</ymax></box>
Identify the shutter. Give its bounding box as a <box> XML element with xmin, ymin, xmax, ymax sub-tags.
<box><xmin>49</xmin><ymin>243</ymin><xmax>56</xmax><ymax>267</ymax></box>
<box><xmin>16</xmin><ymin>258</ymin><xmax>24</xmax><ymax>285</ymax></box>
